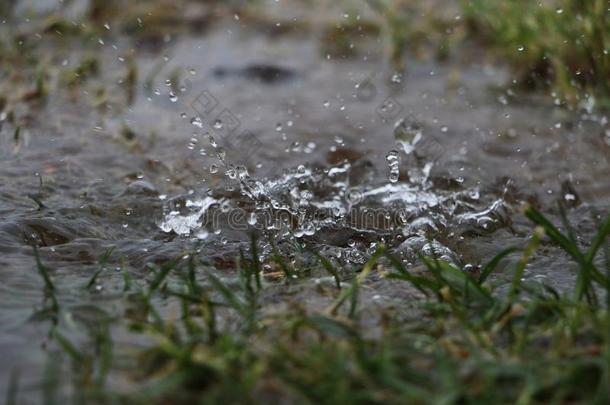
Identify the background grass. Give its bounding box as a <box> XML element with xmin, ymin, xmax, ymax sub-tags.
<box><xmin>462</xmin><ymin>0</ymin><xmax>610</xmax><ymax>108</ymax></box>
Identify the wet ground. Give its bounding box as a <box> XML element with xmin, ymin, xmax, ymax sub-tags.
<box><xmin>1</xmin><ymin>0</ymin><xmax>609</xmax><ymax>399</ymax></box>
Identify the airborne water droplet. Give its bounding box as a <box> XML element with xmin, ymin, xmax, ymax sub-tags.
<box><xmin>394</xmin><ymin>119</ymin><xmax>422</xmax><ymax>155</ymax></box>
<box><xmin>191</xmin><ymin>117</ymin><xmax>203</xmax><ymax>128</ymax></box>
<box><xmin>386</xmin><ymin>150</ymin><xmax>400</xmax><ymax>183</ymax></box>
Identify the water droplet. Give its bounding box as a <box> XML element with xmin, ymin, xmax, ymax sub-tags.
<box><xmin>191</xmin><ymin>117</ymin><xmax>203</xmax><ymax>128</ymax></box>
<box><xmin>394</xmin><ymin>119</ymin><xmax>423</xmax><ymax>154</ymax></box>
<box><xmin>386</xmin><ymin>150</ymin><xmax>400</xmax><ymax>183</ymax></box>
<box><xmin>225</xmin><ymin>165</ymin><xmax>237</xmax><ymax>179</ymax></box>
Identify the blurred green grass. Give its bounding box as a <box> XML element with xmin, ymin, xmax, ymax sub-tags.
<box><xmin>463</xmin><ymin>0</ymin><xmax>610</xmax><ymax>108</ymax></box>
<box><xmin>26</xmin><ymin>207</ymin><xmax>610</xmax><ymax>404</ymax></box>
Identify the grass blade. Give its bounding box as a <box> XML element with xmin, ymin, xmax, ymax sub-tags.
<box><xmin>326</xmin><ymin>246</ymin><xmax>386</xmax><ymax>316</ymax></box>
<box><xmin>478</xmin><ymin>247</ymin><xmax>519</xmax><ymax>284</ymax></box>
<box><xmin>585</xmin><ymin>215</ymin><xmax>610</xmax><ymax>264</ymax></box>
<box><xmin>86</xmin><ymin>247</ymin><xmax>115</xmax><ymax>289</ymax></box>
<box><xmin>207</xmin><ymin>271</ymin><xmax>247</xmax><ymax>317</ymax></box>
<box><xmin>148</xmin><ymin>258</ymin><xmax>179</xmax><ymax>295</ymax></box>
<box><xmin>316</xmin><ymin>253</ymin><xmax>341</xmax><ymax>289</ymax></box>
<box><xmin>33</xmin><ymin>246</ymin><xmax>54</xmax><ymax>292</ymax></box>
<box><xmin>509</xmin><ymin>227</ymin><xmax>544</xmax><ymax>300</ymax></box>
<box><xmin>384</xmin><ymin>252</ymin><xmax>436</xmax><ymax>296</ymax></box>
<box><xmin>269</xmin><ymin>236</ymin><xmax>296</xmax><ymax>279</ymax></box>
<box><xmin>54</xmin><ymin>331</ymin><xmax>84</xmax><ymax>364</ymax></box>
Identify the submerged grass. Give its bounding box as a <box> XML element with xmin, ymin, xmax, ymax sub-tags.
<box><xmin>27</xmin><ymin>206</ymin><xmax>610</xmax><ymax>404</ymax></box>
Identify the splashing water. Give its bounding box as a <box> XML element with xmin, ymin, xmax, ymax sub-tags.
<box><xmin>158</xmin><ymin>149</ymin><xmax>511</xmax><ymax>268</ymax></box>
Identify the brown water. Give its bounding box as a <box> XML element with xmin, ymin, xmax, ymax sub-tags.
<box><xmin>1</xmin><ymin>0</ymin><xmax>609</xmax><ymax>399</ymax></box>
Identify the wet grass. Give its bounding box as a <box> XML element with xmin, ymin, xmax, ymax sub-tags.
<box><xmin>462</xmin><ymin>0</ymin><xmax>610</xmax><ymax>108</ymax></box>
<box><xmin>20</xmin><ymin>206</ymin><xmax>609</xmax><ymax>403</ymax></box>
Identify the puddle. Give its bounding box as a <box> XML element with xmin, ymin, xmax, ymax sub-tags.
<box><xmin>0</xmin><ymin>0</ymin><xmax>609</xmax><ymax>399</ymax></box>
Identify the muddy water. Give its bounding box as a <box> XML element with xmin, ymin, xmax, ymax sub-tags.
<box><xmin>1</xmin><ymin>3</ymin><xmax>610</xmax><ymax>398</ymax></box>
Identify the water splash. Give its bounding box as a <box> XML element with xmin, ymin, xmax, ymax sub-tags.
<box><xmin>158</xmin><ymin>157</ymin><xmax>510</xmax><ymax>268</ymax></box>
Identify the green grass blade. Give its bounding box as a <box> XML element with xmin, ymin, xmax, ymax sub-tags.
<box><xmin>33</xmin><ymin>246</ymin><xmax>54</xmax><ymax>292</ymax></box>
<box><xmin>207</xmin><ymin>271</ymin><xmax>247</xmax><ymax>317</ymax></box>
<box><xmin>326</xmin><ymin>246</ymin><xmax>386</xmax><ymax>316</ymax></box>
<box><xmin>86</xmin><ymin>247</ymin><xmax>115</xmax><ymax>290</ymax></box>
<box><xmin>250</xmin><ymin>234</ymin><xmax>262</xmax><ymax>290</ymax></box>
<box><xmin>433</xmin><ymin>259</ymin><xmax>494</xmax><ymax>306</ymax></box>
<box><xmin>316</xmin><ymin>253</ymin><xmax>341</xmax><ymax>289</ymax></box>
<box><xmin>148</xmin><ymin>258</ymin><xmax>179</xmax><ymax>295</ymax></box>
<box><xmin>269</xmin><ymin>235</ymin><xmax>296</xmax><ymax>279</ymax></box>
<box><xmin>54</xmin><ymin>331</ymin><xmax>84</xmax><ymax>364</ymax></box>
<box><xmin>384</xmin><ymin>252</ymin><xmax>436</xmax><ymax>296</ymax></box>
<box><xmin>509</xmin><ymin>227</ymin><xmax>544</xmax><ymax>300</ymax></box>
<box><xmin>586</xmin><ymin>215</ymin><xmax>610</xmax><ymax>264</ymax></box>
<box><xmin>524</xmin><ymin>204</ymin><xmax>584</xmax><ymax>261</ymax></box>
<box><xmin>478</xmin><ymin>247</ymin><xmax>520</xmax><ymax>284</ymax></box>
